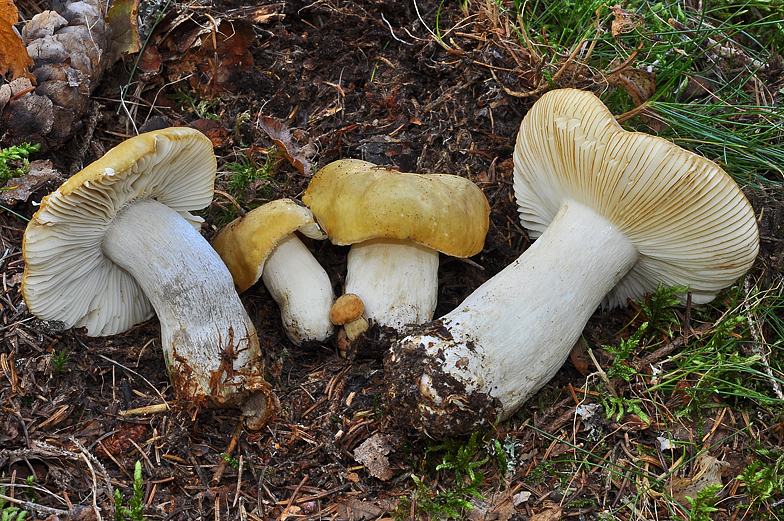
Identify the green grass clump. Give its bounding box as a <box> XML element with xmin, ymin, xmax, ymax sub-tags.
<box><xmin>49</xmin><ymin>350</ymin><xmax>70</xmax><ymax>375</ymax></box>
<box><xmin>225</xmin><ymin>151</ymin><xmax>280</xmax><ymax>196</ymax></box>
<box><xmin>498</xmin><ymin>0</ymin><xmax>784</xmax><ymax>184</ymax></box>
<box><xmin>208</xmin><ymin>149</ymin><xmax>282</xmax><ymax>227</ymax></box>
<box><xmin>0</xmin><ymin>143</ymin><xmax>41</xmax><ymax>182</ymax></box>
<box><xmin>167</xmin><ymin>88</ymin><xmax>220</xmax><ymax>120</ymax></box>
<box><xmin>685</xmin><ymin>483</ymin><xmax>722</xmax><ymax>520</ymax></box>
<box><xmin>395</xmin><ymin>432</ymin><xmax>509</xmax><ymax>520</ymax></box>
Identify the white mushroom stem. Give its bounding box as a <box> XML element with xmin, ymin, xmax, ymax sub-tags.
<box><xmin>386</xmin><ymin>200</ymin><xmax>639</xmax><ymax>434</ymax></box>
<box><xmin>102</xmin><ymin>198</ymin><xmax>275</xmax><ymax>426</ymax></box>
<box><xmin>345</xmin><ymin>238</ymin><xmax>440</xmax><ymax>331</ymax></box>
<box><xmin>261</xmin><ymin>233</ymin><xmax>335</xmax><ymax>344</ymax></box>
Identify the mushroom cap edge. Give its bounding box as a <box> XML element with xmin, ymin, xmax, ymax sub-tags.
<box><xmin>302</xmin><ymin>158</ymin><xmax>490</xmax><ymax>258</ymax></box>
<box><xmin>211</xmin><ymin>198</ymin><xmax>327</xmax><ymax>293</ymax></box>
<box><xmin>22</xmin><ymin>127</ymin><xmax>218</xmax><ymax>335</ymax></box>
<box><xmin>513</xmin><ymin>88</ymin><xmax>760</xmax><ymax>308</ymax></box>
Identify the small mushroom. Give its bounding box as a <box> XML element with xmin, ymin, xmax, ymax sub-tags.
<box><xmin>330</xmin><ymin>293</ymin><xmax>369</xmax><ymax>341</ymax></box>
<box><xmin>22</xmin><ymin>128</ymin><xmax>278</xmax><ymax>428</ymax></box>
<box><xmin>330</xmin><ymin>293</ymin><xmax>369</xmax><ymax>358</ymax></box>
<box><xmin>303</xmin><ymin>159</ymin><xmax>489</xmax><ymax>331</ymax></box>
<box><xmin>211</xmin><ymin>198</ymin><xmax>335</xmax><ymax>345</ymax></box>
<box><xmin>385</xmin><ymin>89</ymin><xmax>760</xmax><ymax>436</ymax></box>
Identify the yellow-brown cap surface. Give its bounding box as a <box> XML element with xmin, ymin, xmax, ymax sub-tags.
<box><xmin>303</xmin><ymin>159</ymin><xmax>489</xmax><ymax>257</ymax></box>
<box><xmin>212</xmin><ymin>198</ymin><xmax>326</xmax><ymax>293</ymax></box>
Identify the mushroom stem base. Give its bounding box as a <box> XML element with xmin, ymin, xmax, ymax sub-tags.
<box><xmin>385</xmin><ymin>200</ymin><xmax>639</xmax><ymax>436</ymax></box>
<box><xmin>261</xmin><ymin>233</ymin><xmax>335</xmax><ymax>345</ymax></box>
<box><xmin>345</xmin><ymin>238</ymin><xmax>439</xmax><ymax>331</ymax></box>
<box><xmin>103</xmin><ymin>198</ymin><xmax>278</xmax><ymax>427</ymax></box>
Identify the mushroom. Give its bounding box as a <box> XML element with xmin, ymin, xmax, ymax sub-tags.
<box><xmin>22</xmin><ymin>127</ymin><xmax>278</xmax><ymax>429</ymax></box>
<box><xmin>384</xmin><ymin>89</ymin><xmax>760</xmax><ymax>436</ymax></box>
<box><xmin>211</xmin><ymin>198</ymin><xmax>335</xmax><ymax>345</ymax></box>
<box><xmin>302</xmin><ymin>159</ymin><xmax>490</xmax><ymax>331</ymax></box>
<box><xmin>330</xmin><ymin>293</ymin><xmax>369</xmax><ymax>341</ymax></box>
<box><xmin>330</xmin><ymin>293</ymin><xmax>369</xmax><ymax>358</ymax></box>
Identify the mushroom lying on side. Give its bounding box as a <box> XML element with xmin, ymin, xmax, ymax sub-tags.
<box><xmin>22</xmin><ymin>127</ymin><xmax>278</xmax><ymax>429</ymax></box>
<box><xmin>384</xmin><ymin>89</ymin><xmax>760</xmax><ymax>437</ymax></box>
<box><xmin>303</xmin><ymin>159</ymin><xmax>490</xmax><ymax>331</ymax></box>
<box><xmin>211</xmin><ymin>198</ymin><xmax>335</xmax><ymax>345</ymax></box>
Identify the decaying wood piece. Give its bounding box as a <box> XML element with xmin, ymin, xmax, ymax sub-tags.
<box><xmin>0</xmin><ymin>159</ymin><xmax>65</xmax><ymax>206</ymax></box>
<box><xmin>0</xmin><ymin>0</ymin><xmax>110</xmax><ymax>150</ymax></box>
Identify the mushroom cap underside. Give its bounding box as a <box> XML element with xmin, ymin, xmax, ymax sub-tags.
<box><xmin>22</xmin><ymin>127</ymin><xmax>217</xmax><ymax>336</ymax></box>
<box><xmin>302</xmin><ymin>159</ymin><xmax>490</xmax><ymax>257</ymax></box>
<box><xmin>211</xmin><ymin>198</ymin><xmax>327</xmax><ymax>293</ymax></box>
<box><xmin>513</xmin><ymin>88</ymin><xmax>759</xmax><ymax>308</ymax></box>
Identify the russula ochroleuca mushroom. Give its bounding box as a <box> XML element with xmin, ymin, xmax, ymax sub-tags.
<box><xmin>22</xmin><ymin>127</ymin><xmax>278</xmax><ymax>429</ymax></box>
<box><xmin>211</xmin><ymin>198</ymin><xmax>335</xmax><ymax>345</ymax></box>
<box><xmin>384</xmin><ymin>89</ymin><xmax>760</xmax><ymax>437</ymax></box>
<box><xmin>303</xmin><ymin>159</ymin><xmax>490</xmax><ymax>331</ymax></box>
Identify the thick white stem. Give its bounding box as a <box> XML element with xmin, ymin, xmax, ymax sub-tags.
<box><xmin>345</xmin><ymin>238</ymin><xmax>439</xmax><ymax>331</ymax></box>
<box><xmin>386</xmin><ymin>201</ymin><xmax>639</xmax><ymax>435</ymax></box>
<box><xmin>102</xmin><ymin>198</ymin><xmax>276</xmax><ymax>427</ymax></box>
<box><xmin>261</xmin><ymin>233</ymin><xmax>335</xmax><ymax>344</ymax></box>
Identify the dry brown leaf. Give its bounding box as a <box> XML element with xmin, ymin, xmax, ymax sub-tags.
<box><xmin>608</xmin><ymin>65</ymin><xmax>663</xmax><ymax>130</ymax></box>
<box><xmin>335</xmin><ymin>498</ymin><xmax>396</xmax><ymax>521</ymax></box>
<box><xmin>353</xmin><ymin>433</ymin><xmax>394</xmax><ymax>480</ymax></box>
<box><xmin>529</xmin><ymin>506</ymin><xmax>563</xmax><ymax>521</ymax></box>
<box><xmin>0</xmin><ymin>0</ymin><xmax>33</xmax><ymax>80</ymax></box>
<box><xmin>189</xmin><ymin>119</ymin><xmax>231</xmax><ymax>149</ymax></box>
<box><xmin>610</xmin><ymin>5</ymin><xmax>643</xmax><ymax>39</ymax></box>
<box><xmin>137</xmin><ymin>45</ymin><xmax>162</xmax><ymax>77</ymax></box>
<box><xmin>467</xmin><ymin>489</ymin><xmax>516</xmax><ymax>521</ymax></box>
<box><xmin>258</xmin><ymin>116</ymin><xmax>314</xmax><ymax>177</ymax></box>
<box><xmin>0</xmin><ymin>159</ymin><xmax>64</xmax><ymax>205</ymax></box>
<box><xmin>668</xmin><ymin>452</ymin><xmax>729</xmax><ymax>506</ymax></box>
<box><xmin>569</xmin><ymin>337</ymin><xmax>590</xmax><ymax>376</ymax></box>
<box><xmin>279</xmin><ymin>504</ymin><xmax>301</xmax><ymax>520</ymax></box>
<box><xmin>104</xmin><ymin>0</ymin><xmax>140</xmax><ymax>65</ymax></box>
<box><xmin>619</xmin><ymin>68</ymin><xmax>656</xmax><ymax>107</ymax></box>
<box><xmin>162</xmin><ymin>18</ymin><xmax>255</xmax><ymax>93</ymax></box>
<box><xmin>42</xmin><ymin>506</ymin><xmax>98</xmax><ymax>521</ymax></box>
<box><xmin>224</xmin><ymin>4</ymin><xmax>285</xmax><ymax>24</ymax></box>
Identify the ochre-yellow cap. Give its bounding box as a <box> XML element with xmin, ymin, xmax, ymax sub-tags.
<box><xmin>212</xmin><ymin>198</ymin><xmax>326</xmax><ymax>293</ymax></box>
<box><xmin>303</xmin><ymin>159</ymin><xmax>489</xmax><ymax>257</ymax></box>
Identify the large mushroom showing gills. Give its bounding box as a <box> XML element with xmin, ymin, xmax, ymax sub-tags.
<box><xmin>302</xmin><ymin>159</ymin><xmax>490</xmax><ymax>332</ymax></box>
<box><xmin>211</xmin><ymin>198</ymin><xmax>335</xmax><ymax>345</ymax></box>
<box><xmin>385</xmin><ymin>89</ymin><xmax>760</xmax><ymax>437</ymax></box>
<box><xmin>21</xmin><ymin>127</ymin><xmax>278</xmax><ymax>429</ymax></box>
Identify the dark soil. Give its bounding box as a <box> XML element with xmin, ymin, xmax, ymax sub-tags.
<box><xmin>1</xmin><ymin>1</ymin><xmax>783</xmax><ymax>520</ymax></box>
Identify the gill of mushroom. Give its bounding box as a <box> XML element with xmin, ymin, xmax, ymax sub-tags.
<box><xmin>22</xmin><ymin>128</ymin><xmax>278</xmax><ymax>429</ymax></box>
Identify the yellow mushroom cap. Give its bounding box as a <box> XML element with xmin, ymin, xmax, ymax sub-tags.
<box><xmin>212</xmin><ymin>198</ymin><xmax>326</xmax><ymax>293</ymax></box>
<box><xmin>302</xmin><ymin>159</ymin><xmax>490</xmax><ymax>258</ymax></box>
